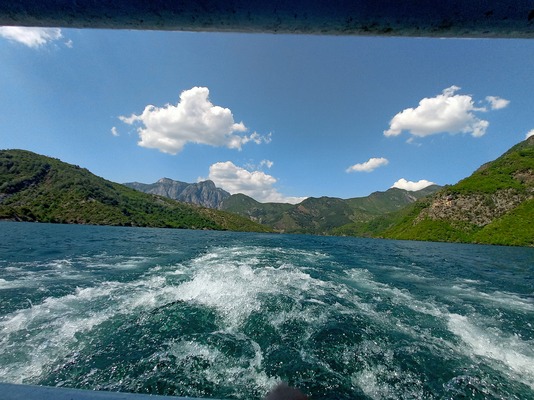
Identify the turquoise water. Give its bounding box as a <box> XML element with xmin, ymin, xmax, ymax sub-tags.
<box><xmin>0</xmin><ymin>222</ymin><xmax>533</xmax><ymax>399</ymax></box>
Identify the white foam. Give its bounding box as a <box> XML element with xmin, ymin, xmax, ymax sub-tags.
<box><xmin>457</xmin><ymin>278</ymin><xmax>481</xmax><ymax>284</ymax></box>
<box><xmin>0</xmin><ymin>278</ymin><xmax>17</xmax><ymax>289</ymax></box>
<box><xmin>174</xmin><ymin>257</ymin><xmax>324</xmax><ymax>329</ymax></box>
<box><xmin>352</xmin><ymin>365</ymin><xmax>428</xmax><ymax>400</ymax></box>
<box><xmin>168</xmin><ymin>340</ymin><xmax>222</xmax><ymax>364</ymax></box>
<box><xmin>0</xmin><ymin>274</ymin><xmax>171</xmax><ymax>384</ymax></box>
<box><xmin>46</xmin><ymin>259</ymin><xmax>73</xmax><ymax>269</ymax></box>
<box><xmin>0</xmin><ymin>245</ymin><xmax>295</xmax><ymax>385</ymax></box>
<box><xmin>0</xmin><ymin>286</ymin><xmax>117</xmax><ymax>383</ymax></box>
<box><xmin>268</xmin><ymin>304</ymin><xmax>330</xmax><ymax>342</ymax></box>
<box><xmin>344</xmin><ymin>264</ymin><xmax>534</xmax><ymax>394</ymax></box>
<box><xmin>350</xmin><ymin>340</ymin><xmax>427</xmax><ymax>400</ymax></box>
<box><xmin>167</xmin><ymin>335</ymin><xmax>279</xmax><ymax>397</ymax></box>
<box><xmin>449</xmin><ymin>285</ymin><xmax>534</xmax><ymax>313</ymax></box>
<box><xmin>344</xmin><ymin>268</ymin><xmax>443</xmax><ymax>318</ymax></box>
<box><xmin>352</xmin><ymin>367</ymin><xmax>395</xmax><ymax>400</ymax></box>
<box><xmin>5</xmin><ymin>266</ymin><xmax>24</xmax><ymax>272</ymax></box>
<box><xmin>110</xmin><ymin>256</ymin><xmax>152</xmax><ymax>270</ymax></box>
<box><xmin>394</xmin><ymin>272</ymin><xmax>433</xmax><ymax>282</ymax></box>
<box><xmin>3</xmin><ymin>241</ymin><xmax>531</xmax><ymax>398</ymax></box>
<box><xmin>74</xmin><ymin>254</ymin><xmax>153</xmax><ymax>270</ymax></box>
<box><xmin>0</xmin><ymin>245</ymin><xmax>330</xmax><ymax>383</ymax></box>
<box><xmin>447</xmin><ymin>313</ymin><xmax>534</xmax><ymax>390</ymax></box>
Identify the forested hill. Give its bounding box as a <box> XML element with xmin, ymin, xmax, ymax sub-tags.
<box><xmin>221</xmin><ymin>185</ymin><xmax>440</xmax><ymax>234</ymax></box>
<box><xmin>3</xmin><ymin>135</ymin><xmax>531</xmax><ymax>246</ymax></box>
<box><xmin>353</xmin><ymin>137</ymin><xmax>534</xmax><ymax>247</ymax></box>
<box><xmin>0</xmin><ymin>149</ymin><xmax>271</xmax><ymax>233</ymax></box>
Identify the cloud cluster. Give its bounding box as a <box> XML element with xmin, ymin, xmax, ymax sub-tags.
<box><xmin>384</xmin><ymin>86</ymin><xmax>509</xmax><ymax>139</ymax></box>
<box><xmin>391</xmin><ymin>178</ymin><xmax>435</xmax><ymax>191</ymax></box>
<box><xmin>346</xmin><ymin>157</ymin><xmax>389</xmax><ymax>173</ymax></box>
<box><xmin>0</xmin><ymin>26</ymin><xmax>63</xmax><ymax>48</ymax></box>
<box><xmin>207</xmin><ymin>161</ymin><xmax>306</xmax><ymax>204</ymax></box>
<box><xmin>526</xmin><ymin>129</ymin><xmax>534</xmax><ymax>139</ymax></box>
<box><xmin>119</xmin><ymin>87</ymin><xmax>269</xmax><ymax>154</ymax></box>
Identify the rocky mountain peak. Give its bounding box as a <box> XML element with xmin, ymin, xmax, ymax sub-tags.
<box><xmin>124</xmin><ymin>178</ymin><xmax>230</xmax><ymax>209</ymax></box>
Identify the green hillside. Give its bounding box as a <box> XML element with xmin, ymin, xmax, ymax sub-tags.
<box><xmin>279</xmin><ymin>197</ymin><xmax>354</xmax><ymax>234</ymax></box>
<box><xmin>0</xmin><ymin>149</ymin><xmax>271</xmax><ymax>233</ymax></box>
<box><xmin>221</xmin><ymin>187</ymin><xmax>440</xmax><ymax>235</ymax></box>
<box><xmin>7</xmin><ymin>135</ymin><xmax>529</xmax><ymax>246</ymax></box>
<box><xmin>377</xmin><ymin>137</ymin><xmax>534</xmax><ymax>246</ymax></box>
<box><xmin>221</xmin><ymin>193</ymin><xmax>293</xmax><ymax>226</ymax></box>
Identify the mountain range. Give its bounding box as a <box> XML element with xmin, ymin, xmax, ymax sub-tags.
<box><xmin>1</xmin><ymin>136</ymin><xmax>532</xmax><ymax>246</ymax></box>
<box><xmin>0</xmin><ymin>150</ymin><xmax>270</xmax><ymax>233</ymax></box>
<box><xmin>124</xmin><ymin>176</ymin><xmax>442</xmax><ymax>235</ymax></box>
<box><xmin>220</xmin><ymin>185</ymin><xmax>441</xmax><ymax>234</ymax></box>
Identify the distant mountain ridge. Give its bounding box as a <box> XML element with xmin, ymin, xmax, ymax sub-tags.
<box><xmin>124</xmin><ymin>176</ymin><xmax>442</xmax><ymax>235</ymax></box>
<box><xmin>124</xmin><ymin>178</ymin><xmax>230</xmax><ymax>209</ymax></box>
<box><xmin>216</xmin><ymin>137</ymin><xmax>533</xmax><ymax>246</ymax></box>
<box><xmin>0</xmin><ymin>150</ymin><xmax>270</xmax><ymax>233</ymax></box>
<box><xmin>124</xmin><ymin>178</ymin><xmax>442</xmax><ymax>234</ymax></box>
<box><xmin>220</xmin><ymin>185</ymin><xmax>441</xmax><ymax>234</ymax></box>
<box><xmin>3</xmin><ymin>136</ymin><xmax>530</xmax><ymax>246</ymax></box>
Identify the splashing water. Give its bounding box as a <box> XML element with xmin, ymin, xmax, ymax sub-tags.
<box><xmin>1</xmin><ymin>222</ymin><xmax>533</xmax><ymax>399</ymax></box>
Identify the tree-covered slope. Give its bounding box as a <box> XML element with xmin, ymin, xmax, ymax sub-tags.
<box><xmin>0</xmin><ymin>149</ymin><xmax>271</xmax><ymax>233</ymax></box>
<box><xmin>378</xmin><ymin>137</ymin><xmax>534</xmax><ymax>246</ymax></box>
<box><xmin>221</xmin><ymin>193</ymin><xmax>294</xmax><ymax>226</ymax></box>
<box><xmin>345</xmin><ymin>186</ymin><xmax>439</xmax><ymax>220</ymax></box>
<box><xmin>277</xmin><ymin>196</ymin><xmax>355</xmax><ymax>234</ymax></box>
<box><xmin>221</xmin><ymin>187</ymin><xmax>440</xmax><ymax>235</ymax></box>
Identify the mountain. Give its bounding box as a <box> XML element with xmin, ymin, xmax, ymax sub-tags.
<box><xmin>345</xmin><ymin>185</ymin><xmax>440</xmax><ymax>220</ymax></box>
<box><xmin>368</xmin><ymin>137</ymin><xmax>534</xmax><ymax>246</ymax></box>
<box><xmin>219</xmin><ymin>137</ymin><xmax>533</xmax><ymax>246</ymax></box>
<box><xmin>124</xmin><ymin>178</ymin><xmax>230</xmax><ymax>209</ymax></box>
<box><xmin>7</xmin><ymin>136</ymin><xmax>528</xmax><ymax>245</ymax></box>
<box><xmin>221</xmin><ymin>186</ymin><xmax>441</xmax><ymax>234</ymax></box>
<box><xmin>220</xmin><ymin>193</ymin><xmax>293</xmax><ymax>226</ymax></box>
<box><xmin>0</xmin><ymin>150</ymin><xmax>271</xmax><ymax>233</ymax></box>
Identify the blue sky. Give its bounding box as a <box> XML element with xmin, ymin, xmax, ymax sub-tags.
<box><xmin>1</xmin><ymin>27</ymin><xmax>533</xmax><ymax>203</ymax></box>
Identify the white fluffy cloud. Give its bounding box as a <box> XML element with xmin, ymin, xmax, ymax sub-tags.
<box><xmin>485</xmin><ymin>96</ymin><xmax>510</xmax><ymax>110</ymax></box>
<box><xmin>526</xmin><ymin>129</ymin><xmax>534</xmax><ymax>139</ymax></box>
<box><xmin>384</xmin><ymin>86</ymin><xmax>509</xmax><ymax>139</ymax></box>
<box><xmin>391</xmin><ymin>178</ymin><xmax>435</xmax><ymax>191</ymax></box>
<box><xmin>346</xmin><ymin>157</ymin><xmax>389</xmax><ymax>173</ymax></box>
<box><xmin>111</xmin><ymin>127</ymin><xmax>119</xmax><ymax>137</ymax></box>
<box><xmin>0</xmin><ymin>26</ymin><xmax>63</xmax><ymax>48</ymax></box>
<box><xmin>119</xmin><ymin>87</ymin><xmax>269</xmax><ymax>155</ymax></box>
<box><xmin>207</xmin><ymin>161</ymin><xmax>306</xmax><ymax>204</ymax></box>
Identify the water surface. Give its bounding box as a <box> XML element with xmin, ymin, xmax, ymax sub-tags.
<box><xmin>1</xmin><ymin>222</ymin><xmax>533</xmax><ymax>399</ymax></box>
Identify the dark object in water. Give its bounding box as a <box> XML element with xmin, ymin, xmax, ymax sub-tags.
<box><xmin>264</xmin><ymin>383</ymin><xmax>308</xmax><ymax>400</ymax></box>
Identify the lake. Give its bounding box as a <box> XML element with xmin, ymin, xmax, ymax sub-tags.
<box><xmin>0</xmin><ymin>221</ymin><xmax>533</xmax><ymax>399</ymax></box>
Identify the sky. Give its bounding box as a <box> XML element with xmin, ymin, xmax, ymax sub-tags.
<box><xmin>1</xmin><ymin>27</ymin><xmax>533</xmax><ymax>203</ymax></box>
